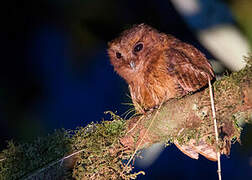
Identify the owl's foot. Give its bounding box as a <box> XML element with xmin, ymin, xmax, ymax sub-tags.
<box><xmin>149</xmin><ymin>105</ymin><xmax>159</xmax><ymax>111</ymax></box>
<box><xmin>142</xmin><ymin>105</ymin><xmax>159</xmax><ymax>114</ymax></box>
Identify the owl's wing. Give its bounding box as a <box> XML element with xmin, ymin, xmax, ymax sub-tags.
<box><xmin>165</xmin><ymin>42</ymin><xmax>214</xmax><ymax>92</ymax></box>
<box><xmin>165</xmin><ymin>43</ymin><xmax>216</xmax><ymax>161</ymax></box>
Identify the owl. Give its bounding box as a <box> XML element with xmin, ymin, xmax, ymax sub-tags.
<box><xmin>108</xmin><ymin>24</ymin><xmax>214</xmax><ymax>112</ymax></box>
<box><xmin>108</xmin><ymin>24</ymin><xmax>216</xmax><ymax>161</ymax></box>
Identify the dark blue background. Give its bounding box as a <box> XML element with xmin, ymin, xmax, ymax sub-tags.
<box><xmin>2</xmin><ymin>0</ymin><xmax>252</xmax><ymax>179</ymax></box>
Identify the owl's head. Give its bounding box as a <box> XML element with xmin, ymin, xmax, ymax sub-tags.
<box><xmin>108</xmin><ymin>24</ymin><xmax>166</xmax><ymax>82</ymax></box>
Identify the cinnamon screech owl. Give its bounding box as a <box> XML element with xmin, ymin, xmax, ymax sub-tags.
<box><xmin>108</xmin><ymin>24</ymin><xmax>217</xmax><ymax>161</ymax></box>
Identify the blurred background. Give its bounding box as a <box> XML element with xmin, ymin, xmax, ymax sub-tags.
<box><xmin>2</xmin><ymin>0</ymin><xmax>252</xmax><ymax>179</ymax></box>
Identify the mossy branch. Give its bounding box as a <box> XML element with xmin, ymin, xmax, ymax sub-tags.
<box><xmin>0</xmin><ymin>57</ymin><xmax>252</xmax><ymax>179</ymax></box>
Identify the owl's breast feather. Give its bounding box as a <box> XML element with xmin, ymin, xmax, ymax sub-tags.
<box><xmin>129</xmin><ymin>69</ymin><xmax>179</xmax><ymax>111</ymax></box>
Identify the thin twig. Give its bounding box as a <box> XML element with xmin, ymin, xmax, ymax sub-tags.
<box><xmin>208</xmin><ymin>78</ymin><xmax>222</xmax><ymax>180</ymax></box>
<box><xmin>24</xmin><ymin>149</ymin><xmax>85</xmax><ymax>179</ymax></box>
<box><xmin>60</xmin><ymin>149</ymin><xmax>85</xmax><ymax>166</ymax></box>
<box><xmin>125</xmin><ymin>115</ymin><xmax>144</xmax><ymax>135</ymax></box>
<box><xmin>125</xmin><ymin>98</ymin><xmax>165</xmax><ymax>168</ymax></box>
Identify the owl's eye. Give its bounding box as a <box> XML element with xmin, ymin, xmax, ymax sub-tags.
<box><xmin>133</xmin><ymin>43</ymin><xmax>143</xmax><ymax>53</ymax></box>
<box><xmin>116</xmin><ymin>52</ymin><xmax>122</xmax><ymax>59</ymax></box>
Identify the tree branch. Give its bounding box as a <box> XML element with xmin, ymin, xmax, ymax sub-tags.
<box><xmin>120</xmin><ymin>60</ymin><xmax>252</xmax><ymax>156</ymax></box>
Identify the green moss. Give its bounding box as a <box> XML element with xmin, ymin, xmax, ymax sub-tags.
<box><xmin>0</xmin><ymin>130</ymin><xmax>71</xmax><ymax>180</ymax></box>
<box><xmin>230</xmin><ymin>57</ymin><xmax>252</xmax><ymax>84</ymax></box>
<box><xmin>176</xmin><ymin>128</ymin><xmax>200</xmax><ymax>145</ymax></box>
<box><xmin>71</xmin><ymin>112</ymin><xmax>134</xmax><ymax>179</ymax></box>
<box><xmin>0</xmin><ymin>112</ymin><xmax>144</xmax><ymax>180</ymax></box>
<box><xmin>213</xmin><ymin>55</ymin><xmax>252</xmax><ymax>96</ymax></box>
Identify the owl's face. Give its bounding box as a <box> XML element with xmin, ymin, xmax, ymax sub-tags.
<box><xmin>108</xmin><ymin>24</ymin><xmax>166</xmax><ymax>82</ymax></box>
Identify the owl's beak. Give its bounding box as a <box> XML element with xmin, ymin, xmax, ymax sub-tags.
<box><xmin>130</xmin><ymin>61</ymin><xmax>136</xmax><ymax>70</ymax></box>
